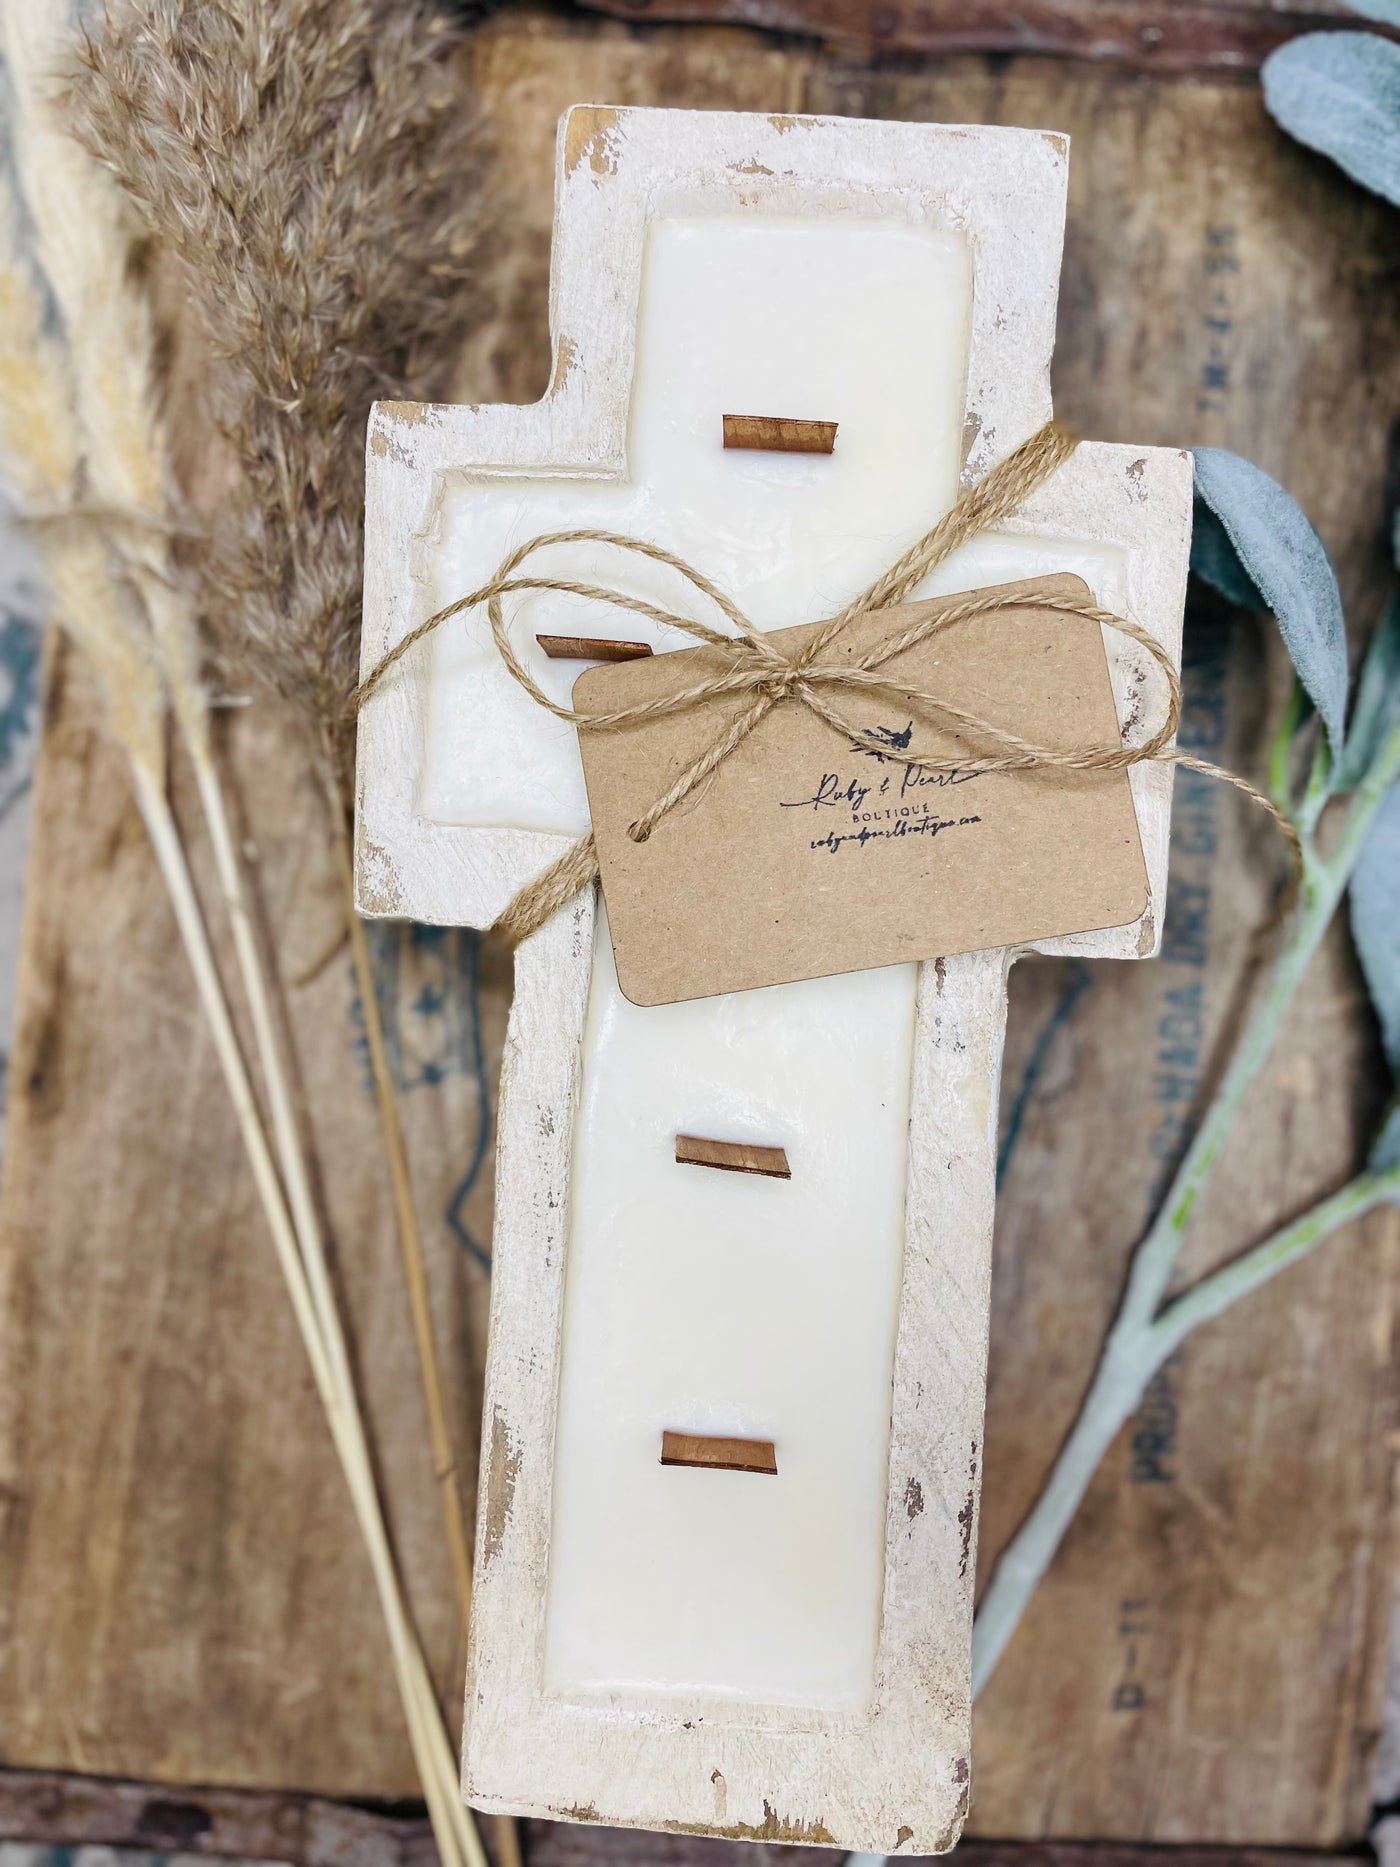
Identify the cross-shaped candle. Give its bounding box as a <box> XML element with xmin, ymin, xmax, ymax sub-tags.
<box><xmin>356</xmin><ymin>105</ymin><xmax>1190</xmax><ymax>1855</ymax></box>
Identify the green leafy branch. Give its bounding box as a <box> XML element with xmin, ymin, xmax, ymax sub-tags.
<box><xmin>967</xmin><ymin>9</ymin><xmax>1400</xmax><ymax>1697</ymax></box>
<box><xmin>972</xmin><ymin>449</ymin><xmax>1400</xmax><ymax>1694</ymax></box>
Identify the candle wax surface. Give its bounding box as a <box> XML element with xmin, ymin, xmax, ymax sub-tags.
<box><xmin>424</xmin><ymin>215</ymin><xmax>970</xmax><ymax>832</ymax></box>
<box><xmin>544</xmin><ymin>916</ymin><xmax>916</xmax><ymax>1703</ymax></box>
<box><xmin>428</xmin><ymin>216</ymin><xmax>1127</xmax><ymax>1707</ymax></box>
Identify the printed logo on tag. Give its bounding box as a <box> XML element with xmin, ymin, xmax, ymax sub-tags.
<box><xmin>576</xmin><ymin>574</ymin><xmax>1150</xmax><ymax>1005</ymax></box>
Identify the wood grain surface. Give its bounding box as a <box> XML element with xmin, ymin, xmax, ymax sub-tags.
<box><xmin>659</xmin><ymin>1431</ymin><xmax>781</xmax><ymax>1473</ymax></box>
<box><xmin>2</xmin><ymin>7</ymin><xmax>1399</xmax><ymax>1849</ymax></box>
<box><xmin>720</xmin><ymin>414</ymin><xmax>838</xmax><ymax>453</ymax></box>
<box><xmin>565</xmin><ymin>0</ymin><xmax>1399</xmax><ymax>76</ymax></box>
<box><xmin>674</xmin><ymin>1135</ymin><xmax>793</xmax><ymax>1177</ymax></box>
<box><xmin>535</xmin><ymin>634</ymin><xmax>654</xmax><ymax>661</ymax></box>
<box><xmin>0</xmin><ymin>1766</ymin><xmax>1370</xmax><ymax>1866</ymax></box>
<box><xmin>0</xmin><ymin>641</ymin><xmax>510</xmax><ymax>1797</ymax></box>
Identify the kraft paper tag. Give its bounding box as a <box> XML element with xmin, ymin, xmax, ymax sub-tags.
<box><xmin>575</xmin><ymin>574</ymin><xmax>1150</xmax><ymax>1006</ymax></box>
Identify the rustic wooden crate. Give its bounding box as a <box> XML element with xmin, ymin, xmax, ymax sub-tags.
<box><xmin>2</xmin><ymin>7</ymin><xmax>1398</xmax><ymax>1848</ymax></box>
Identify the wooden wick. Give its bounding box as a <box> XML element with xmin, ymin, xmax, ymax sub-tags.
<box><xmin>675</xmin><ymin>1134</ymin><xmax>792</xmax><ymax>1179</ymax></box>
<box><xmin>722</xmin><ymin>414</ymin><xmax>837</xmax><ymax>455</ymax></box>
<box><xmin>661</xmin><ymin>1431</ymin><xmax>778</xmax><ymax>1475</ymax></box>
<box><xmin>536</xmin><ymin>633</ymin><xmax>653</xmax><ymax>661</ymax></box>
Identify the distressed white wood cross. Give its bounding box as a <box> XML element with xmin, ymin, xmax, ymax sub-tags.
<box><xmin>356</xmin><ymin>106</ymin><xmax>1190</xmax><ymax>1856</ymax></box>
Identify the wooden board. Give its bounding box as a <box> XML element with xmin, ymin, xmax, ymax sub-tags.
<box><xmin>978</xmin><ymin>611</ymin><xmax>1400</xmax><ymax>1843</ymax></box>
<box><xmin>2</xmin><ymin>7</ymin><xmax>1399</xmax><ymax>1848</ymax></box>
<box><xmin>0</xmin><ymin>1768</ymin><xmax>1372</xmax><ymax>1867</ymax></box>
<box><xmin>0</xmin><ymin>638</ymin><xmax>510</xmax><ymax>1796</ymax></box>
<box><xmin>0</xmin><ymin>1767</ymin><xmax>1366</xmax><ymax>1867</ymax></box>
<box><xmin>569</xmin><ymin>0</ymin><xmax>1398</xmax><ymax>75</ymax></box>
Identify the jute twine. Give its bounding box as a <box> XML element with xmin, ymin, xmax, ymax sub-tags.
<box><xmin>353</xmin><ymin>420</ymin><xmax>1299</xmax><ymax>947</ymax></box>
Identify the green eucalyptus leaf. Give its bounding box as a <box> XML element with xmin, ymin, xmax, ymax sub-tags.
<box><xmin>1339</xmin><ymin>595</ymin><xmax>1400</xmax><ymax>786</ymax></box>
<box><xmin>1345</xmin><ymin>0</ymin><xmax>1400</xmax><ymax>26</ymax></box>
<box><xmin>1351</xmin><ymin>780</ymin><xmax>1400</xmax><ymax>1084</ymax></box>
<box><xmin>1191</xmin><ymin>501</ymin><xmax>1267</xmax><ymax>610</ymax></box>
<box><xmin>1192</xmin><ymin>448</ymin><xmax>1348</xmax><ymax>755</ymax></box>
<box><xmin>1262</xmin><ymin>33</ymin><xmax>1400</xmax><ymax>208</ymax></box>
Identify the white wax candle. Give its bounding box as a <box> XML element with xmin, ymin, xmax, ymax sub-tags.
<box><xmin>428</xmin><ymin>214</ymin><xmax>1125</xmax><ymax>1708</ymax></box>
<box><xmin>424</xmin><ymin>215</ymin><xmax>970</xmax><ymax>831</ymax></box>
<box><xmin>545</xmin><ymin>918</ymin><xmax>915</xmax><ymax>1703</ymax></box>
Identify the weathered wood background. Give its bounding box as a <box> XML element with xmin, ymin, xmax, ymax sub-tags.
<box><xmin>567</xmin><ymin>0</ymin><xmax>1399</xmax><ymax>71</ymax></box>
<box><xmin>3</xmin><ymin>3</ymin><xmax>1400</xmax><ymax>1854</ymax></box>
<box><xmin>0</xmin><ymin>1765</ymin><xmax>1368</xmax><ymax>1867</ymax></box>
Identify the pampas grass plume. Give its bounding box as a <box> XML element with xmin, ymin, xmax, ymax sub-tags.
<box><xmin>71</xmin><ymin>0</ymin><xmax>491</xmax><ymax>750</ymax></box>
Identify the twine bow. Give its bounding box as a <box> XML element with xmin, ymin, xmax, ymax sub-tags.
<box><xmin>353</xmin><ymin>420</ymin><xmax>1297</xmax><ymax>945</ymax></box>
